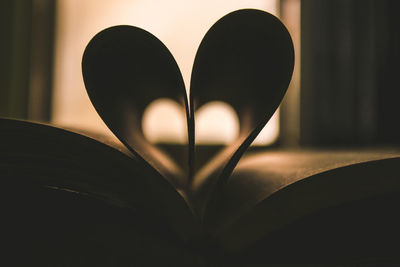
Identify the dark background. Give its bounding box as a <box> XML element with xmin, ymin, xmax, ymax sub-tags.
<box><xmin>301</xmin><ymin>0</ymin><xmax>400</xmax><ymax>146</ymax></box>
<box><xmin>1</xmin><ymin>0</ymin><xmax>399</xmax><ymax>147</ymax></box>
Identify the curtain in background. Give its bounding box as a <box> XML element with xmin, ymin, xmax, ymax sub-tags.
<box><xmin>0</xmin><ymin>0</ymin><xmax>54</xmax><ymax>121</ymax></box>
<box><xmin>301</xmin><ymin>0</ymin><xmax>400</xmax><ymax>146</ymax></box>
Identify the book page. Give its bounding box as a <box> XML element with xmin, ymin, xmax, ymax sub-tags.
<box><xmin>211</xmin><ymin>149</ymin><xmax>400</xmax><ymax>251</ymax></box>
<box><xmin>81</xmin><ymin>25</ymin><xmax>190</xmax><ymax>189</ymax></box>
<box><xmin>224</xmin><ymin>149</ymin><xmax>400</xmax><ymax>219</ymax></box>
<box><xmin>189</xmin><ymin>10</ymin><xmax>294</xmax><ymax>217</ymax></box>
<box><xmin>0</xmin><ymin>118</ymin><xmax>198</xmax><ymax>241</ymax></box>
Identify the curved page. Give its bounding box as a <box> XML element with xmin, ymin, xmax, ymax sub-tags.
<box><xmin>190</xmin><ymin>9</ymin><xmax>294</xmax><ymax>216</ymax></box>
<box><xmin>213</xmin><ymin>150</ymin><xmax>400</xmax><ymax>251</ymax></box>
<box><xmin>0</xmin><ymin>118</ymin><xmax>197</xmax><ymax>241</ymax></box>
<box><xmin>82</xmin><ymin>26</ymin><xmax>189</xmax><ymax>189</ymax></box>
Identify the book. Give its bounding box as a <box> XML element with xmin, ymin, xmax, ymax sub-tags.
<box><xmin>1</xmin><ymin>9</ymin><xmax>400</xmax><ymax>266</ymax></box>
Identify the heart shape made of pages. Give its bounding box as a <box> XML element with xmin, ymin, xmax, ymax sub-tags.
<box><xmin>82</xmin><ymin>9</ymin><xmax>294</xmax><ymax>210</ymax></box>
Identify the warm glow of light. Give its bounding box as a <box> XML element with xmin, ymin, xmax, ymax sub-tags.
<box><xmin>141</xmin><ymin>100</ymin><xmax>279</xmax><ymax>145</ymax></box>
<box><xmin>142</xmin><ymin>98</ymin><xmax>186</xmax><ymax>144</ymax></box>
<box><xmin>253</xmin><ymin>109</ymin><xmax>279</xmax><ymax>146</ymax></box>
<box><xmin>195</xmin><ymin>101</ymin><xmax>240</xmax><ymax>145</ymax></box>
<box><xmin>53</xmin><ymin>0</ymin><xmax>280</xmax><ymax>144</ymax></box>
<box><xmin>142</xmin><ymin>100</ymin><xmax>240</xmax><ymax>145</ymax></box>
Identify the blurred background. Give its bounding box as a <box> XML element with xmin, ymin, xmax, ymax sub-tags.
<box><xmin>0</xmin><ymin>0</ymin><xmax>399</xmax><ymax>148</ymax></box>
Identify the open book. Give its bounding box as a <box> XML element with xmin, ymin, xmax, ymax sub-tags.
<box><xmin>2</xmin><ymin>9</ymin><xmax>400</xmax><ymax>265</ymax></box>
